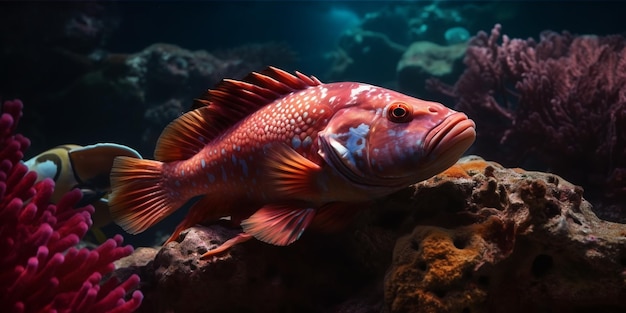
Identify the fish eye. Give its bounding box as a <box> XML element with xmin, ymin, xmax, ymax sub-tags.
<box><xmin>387</xmin><ymin>102</ymin><xmax>413</xmax><ymax>123</ymax></box>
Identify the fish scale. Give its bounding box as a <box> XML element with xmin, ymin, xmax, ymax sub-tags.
<box><xmin>109</xmin><ymin>67</ymin><xmax>476</xmax><ymax>258</ymax></box>
<box><xmin>164</xmin><ymin>84</ymin><xmax>342</xmax><ymax>201</ymax></box>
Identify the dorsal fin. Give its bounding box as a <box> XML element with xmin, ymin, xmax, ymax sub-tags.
<box><xmin>155</xmin><ymin>67</ymin><xmax>322</xmax><ymax>162</ymax></box>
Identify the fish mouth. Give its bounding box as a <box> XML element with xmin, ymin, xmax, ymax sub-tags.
<box><xmin>425</xmin><ymin>112</ymin><xmax>476</xmax><ymax>165</ymax></box>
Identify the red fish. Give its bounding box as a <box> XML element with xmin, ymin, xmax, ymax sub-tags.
<box><xmin>109</xmin><ymin>67</ymin><xmax>475</xmax><ymax>258</ymax></box>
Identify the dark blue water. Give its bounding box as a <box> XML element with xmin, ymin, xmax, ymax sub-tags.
<box><xmin>1</xmin><ymin>0</ymin><xmax>625</xmax><ymax>246</ymax></box>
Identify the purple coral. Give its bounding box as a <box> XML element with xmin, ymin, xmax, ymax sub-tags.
<box><xmin>0</xmin><ymin>99</ymin><xmax>143</xmax><ymax>312</ymax></box>
<box><xmin>428</xmin><ymin>24</ymin><xmax>626</xmax><ymax>219</ymax></box>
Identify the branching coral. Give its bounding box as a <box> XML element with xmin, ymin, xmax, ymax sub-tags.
<box><xmin>427</xmin><ymin>24</ymin><xmax>626</xmax><ymax>219</ymax></box>
<box><xmin>0</xmin><ymin>99</ymin><xmax>143</xmax><ymax>312</ymax></box>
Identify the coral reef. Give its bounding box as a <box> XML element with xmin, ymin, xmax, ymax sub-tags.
<box><xmin>428</xmin><ymin>24</ymin><xmax>626</xmax><ymax>222</ymax></box>
<box><xmin>327</xmin><ymin>28</ymin><xmax>407</xmax><ymax>86</ymax></box>
<box><xmin>117</xmin><ymin>155</ymin><xmax>626</xmax><ymax>312</ymax></box>
<box><xmin>0</xmin><ymin>99</ymin><xmax>142</xmax><ymax>312</ymax></box>
<box><xmin>385</xmin><ymin>156</ymin><xmax>626</xmax><ymax>313</ymax></box>
<box><xmin>396</xmin><ymin>41</ymin><xmax>467</xmax><ymax>96</ymax></box>
<box><xmin>325</xmin><ymin>1</ymin><xmax>506</xmax><ymax>86</ymax></box>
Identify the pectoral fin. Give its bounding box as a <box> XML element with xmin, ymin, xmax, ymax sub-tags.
<box><xmin>241</xmin><ymin>204</ymin><xmax>316</xmax><ymax>246</ymax></box>
<box><xmin>264</xmin><ymin>143</ymin><xmax>322</xmax><ymax>198</ymax></box>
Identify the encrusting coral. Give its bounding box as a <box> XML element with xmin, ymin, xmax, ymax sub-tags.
<box><xmin>427</xmin><ymin>24</ymin><xmax>626</xmax><ymax>221</ymax></box>
<box><xmin>0</xmin><ymin>99</ymin><xmax>143</xmax><ymax>312</ymax></box>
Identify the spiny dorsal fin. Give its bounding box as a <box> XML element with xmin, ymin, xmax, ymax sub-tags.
<box><xmin>155</xmin><ymin>67</ymin><xmax>322</xmax><ymax>162</ymax></box>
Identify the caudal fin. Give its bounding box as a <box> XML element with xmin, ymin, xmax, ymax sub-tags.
<box><xmin>109</xmin><ymin>156</ymin><xmax>180</xmax><ymax>234</ymax></box>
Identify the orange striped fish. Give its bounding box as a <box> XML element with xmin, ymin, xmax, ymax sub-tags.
<box><xmin>109</xmin><ymin>67</ymin><xmax>475</xmax><ymax>258</ymax></box>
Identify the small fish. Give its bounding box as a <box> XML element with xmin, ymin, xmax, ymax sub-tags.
<box><xmin>25</xmin><ymin>143</ymin><xmax>142</xmax><ymax>230</ymax></box>
<box><xmin>109</xmin><ymin>67</ymin><xmax>475</xmax><ymax>258</ymax></box>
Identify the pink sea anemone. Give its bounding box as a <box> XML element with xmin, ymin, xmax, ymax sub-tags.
<box><xmin>0</xmin><ymin>99</ymin><xmax>143</xmax><ymax>312</ymax></box>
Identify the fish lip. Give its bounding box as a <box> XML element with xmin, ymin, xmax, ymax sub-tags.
<box><xmin>425</xmin><ymin>113</ymin><xmax>476</xmax><ymax>159</ymax></box>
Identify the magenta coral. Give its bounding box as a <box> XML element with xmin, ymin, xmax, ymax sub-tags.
<box><xmin>428</xmin><ymin>24</ymin><xmax>626</xmax><ymax>219</ymax></box>
<box><xmin>0</xmin><ymin>99</ymin><xmax>143</xmax><ymax>312</ymax></box>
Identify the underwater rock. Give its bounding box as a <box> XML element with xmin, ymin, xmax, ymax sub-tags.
<box><xmin>117</xmin><ymin>156</ymin><xmax>626</xmax><ymax>312</ymax></box>
<box><xmin>385</xmin><ymin>156</ymin><xmax>626</xmax><ymax>313</ymax></box>
<box><xmin>129</xmin><ymin>223</ymin><xmax>390</xmax><ymax>313</ymax></box>
<box><xmin>396</xmin><ymin>41</ymin><xmax>467</xmax><ymax>96</ymax></box>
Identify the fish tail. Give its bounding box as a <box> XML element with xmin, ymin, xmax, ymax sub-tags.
<box><xmin>109</xmin><ymin>156</ymin><xmax>182</xmax><ymax>234</ymax></box>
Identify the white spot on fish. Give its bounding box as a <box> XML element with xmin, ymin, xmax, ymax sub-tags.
<box><xmin>350</xmin><ymin>84</ymin><xmax>372</xmax><ymax>98</ymax></box>
<box><xmin>180</xmin><ymin>169</ymin><xmax>185</xmax><ymax>176</ymax></box>
<box><xmin>201</xmin><ymin>159</ymin><xmax>206</xmax><ymax>169</ymax></box>
<box><xmin>221</xmin><ymin>148</ymin><xmax>226</xmax><ymax>155</ymax></box>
